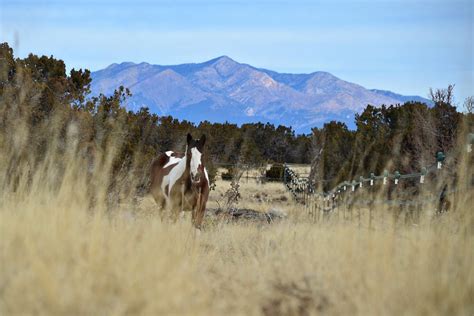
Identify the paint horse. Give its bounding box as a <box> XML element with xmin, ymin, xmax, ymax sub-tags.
<box><xmin>150</xmin><ymin>133</ymin><xmax>210</xmax><ymax>229</ymax></box>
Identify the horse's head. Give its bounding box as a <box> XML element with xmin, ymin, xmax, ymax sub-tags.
<box><xmin>186</xmin><ymin>133</ymin><xmax>206</xmax><ymax>183</ymax></box>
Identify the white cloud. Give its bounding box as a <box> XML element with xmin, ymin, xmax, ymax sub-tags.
<box><xmin>245</xmin><ymin>107</ymin><xmax>256</xmax><ymax>116</ymax></box>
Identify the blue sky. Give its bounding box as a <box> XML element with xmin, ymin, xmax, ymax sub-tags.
<box><xmin>1</xmin><ymin>0</ymin><xmax>472</xmax><ymax>103</ymax></box>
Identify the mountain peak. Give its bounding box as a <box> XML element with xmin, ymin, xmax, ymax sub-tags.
<box><xmin>214</xmin><ymin>55</ymin><xmax>235</xmax><ymax>62</ymax></box>
<box><xmin>206</xmin><ymin>55</ymin><xmax>239</xmax><ymax>66</ymax></box>
<box><xmin>104</xmin><ymin>61</ymin><xmax>137</xmax><ymax>70</ymax></box>
<box><xmin>105</xmin><ymin>62</ymin><xmax>119</xmax><ymax>69</ymax></box>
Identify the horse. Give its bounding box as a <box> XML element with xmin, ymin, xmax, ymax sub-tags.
<box><xmin>149</xmin><ymin>133</ymin><xmax>210</xmax><ymax>229</ymax></box>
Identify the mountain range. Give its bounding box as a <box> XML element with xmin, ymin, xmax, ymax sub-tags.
<box><xmin>90</xmin><ymin>56</ymin><xmax>431</xmax><ymax>133</ymax></box>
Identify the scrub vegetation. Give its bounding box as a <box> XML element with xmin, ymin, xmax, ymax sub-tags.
<box><xmin>1</xmin><ymin>43</ymin><xmax>473</xmax><ymax>315</ymax></box>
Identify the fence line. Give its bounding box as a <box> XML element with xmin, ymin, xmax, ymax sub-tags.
<box><xmin>283</xmin><ymin>133</ymin><xmax>474</xmax><ymax>222</ymax></box>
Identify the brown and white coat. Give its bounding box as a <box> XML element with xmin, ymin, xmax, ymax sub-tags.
<box><xmin>150</xmin><ymin>134</ymin><xmax>209</xmax><ymax>229</ymax></box>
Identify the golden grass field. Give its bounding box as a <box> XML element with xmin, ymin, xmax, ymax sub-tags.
<box><xmin>1</xmin><ymin>125</ymin><xmax>473</xmax><ymax>315</ymax></box>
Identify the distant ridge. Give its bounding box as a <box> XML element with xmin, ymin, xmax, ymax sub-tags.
<box><xmin>91</xmin><ymin>56</ymin><xmax>432</xmax><ymax>133</ymax></box>
<box><xmin>369</xmin><ymin>89</ymin><xmax>432</xmax><ymax>105</ymax></box>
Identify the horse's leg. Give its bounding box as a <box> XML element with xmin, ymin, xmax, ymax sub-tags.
<box><xmin>194</xmin><ymin>187</ymin><xmax>209</xmax><ymax>229</ymax></box>
<box><xmin>150</xmin><ymin>185</ymin><xmax>162</xmax><ymax>207</ymax></box>
<box><xmin>153</xmin><ymin>195</ymin><xmax>165</xmax><ymax>221</ymax></box>
<box><xmin>170</xmin><ymin>194</ymin><xmax>181</xmax><ymax>223</ymax></box>
<box><xmin>150</xmin><ymin>187</ymin><xmax>166</xmax><ymax>220</ymax></box>
<box><xmin>190</xmin><ymin>194</ymin><xmax>199</xmax><ymax>225</ymax></box>
<box><xmin>161</xmin><ymin>192</ymin><xmax>172</xmax><ymax>221</ymax></box>
<box><xmin>191</xmin><ymin>204</ymin><xmax>196</xmax><ymax>223</ymax></box>
<box><xmin>169</xmin><ymin>203</ymin><xmax>178</xmax><ymax>222</ymax></box>
<box><xmin>164</xmin><ymin>183</ymin><xmax>180</xmax><ymax>223</ymax></box>
<box><xmin>181</xmin><ymin>186</ymin><xmax>185</xmax><ymax>213</ymax></box>
<box><xmin>178</xmin><ymin>185</ymin><xmax>186</xmax><ymax>221</ymax></box>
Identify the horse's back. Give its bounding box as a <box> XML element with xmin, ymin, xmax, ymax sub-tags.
<box><xmin>151</xmin><ymin>151</ymin><xmax>184</xmax><ymax>170</ymax></box>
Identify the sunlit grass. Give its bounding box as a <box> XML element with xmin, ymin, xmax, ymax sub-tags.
<box><xmin>1</xmin><ymin>174</ymin><xmax>472</xmax><ymax>315</ymax></box>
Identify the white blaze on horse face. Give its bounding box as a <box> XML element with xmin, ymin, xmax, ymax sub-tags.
<box><xmin>190</xmin><ymin>147</ymin><xmax>202</xmax><ymax>179</ymax></box>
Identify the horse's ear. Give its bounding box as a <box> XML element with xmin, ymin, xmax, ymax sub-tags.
<box><xmin>187</xmin><ymin>133</ymin><xmax>193</xmax><ymax>145</ymax></box>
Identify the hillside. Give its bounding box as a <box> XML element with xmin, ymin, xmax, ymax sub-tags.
<box><xmin>91</xmin><ymin>56</ymin><xmax>431</xmax><ymax>132</ymax></box>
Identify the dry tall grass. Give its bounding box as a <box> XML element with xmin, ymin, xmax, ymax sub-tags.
<box><xmin>1</xmin><ymin>195</ymin><xmax>472</xmax><ymax>315</ymax></box>
<box><xmin>1</xmin><ymin>116</ymin><xmax>473</xmax><ymax>315</ymax></box>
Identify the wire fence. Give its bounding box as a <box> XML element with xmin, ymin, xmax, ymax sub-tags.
<box><xmin>283</xmin><ymin>133</ymin><xmax>474</xmax><ymax>223</ymax></box>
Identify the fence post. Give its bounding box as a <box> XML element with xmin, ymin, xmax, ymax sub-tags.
<box><xmin>420</xmin><ymin>167</ymin><xmax>427</xmax><ymax>184</ymax></box>
<box><xmin>394</xmin><ymin>171</ymin><xmax>400</xmax><ymax>185</ymax></box>
<box><xmin>436</xmin><ymin>151</ymin><xmax>445</xmax><ymax>169</ymax></box>
<box><xmin>369</xmin><ymin>173</ymin><xmax>376</xmax><ymax>229</ymax></box>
